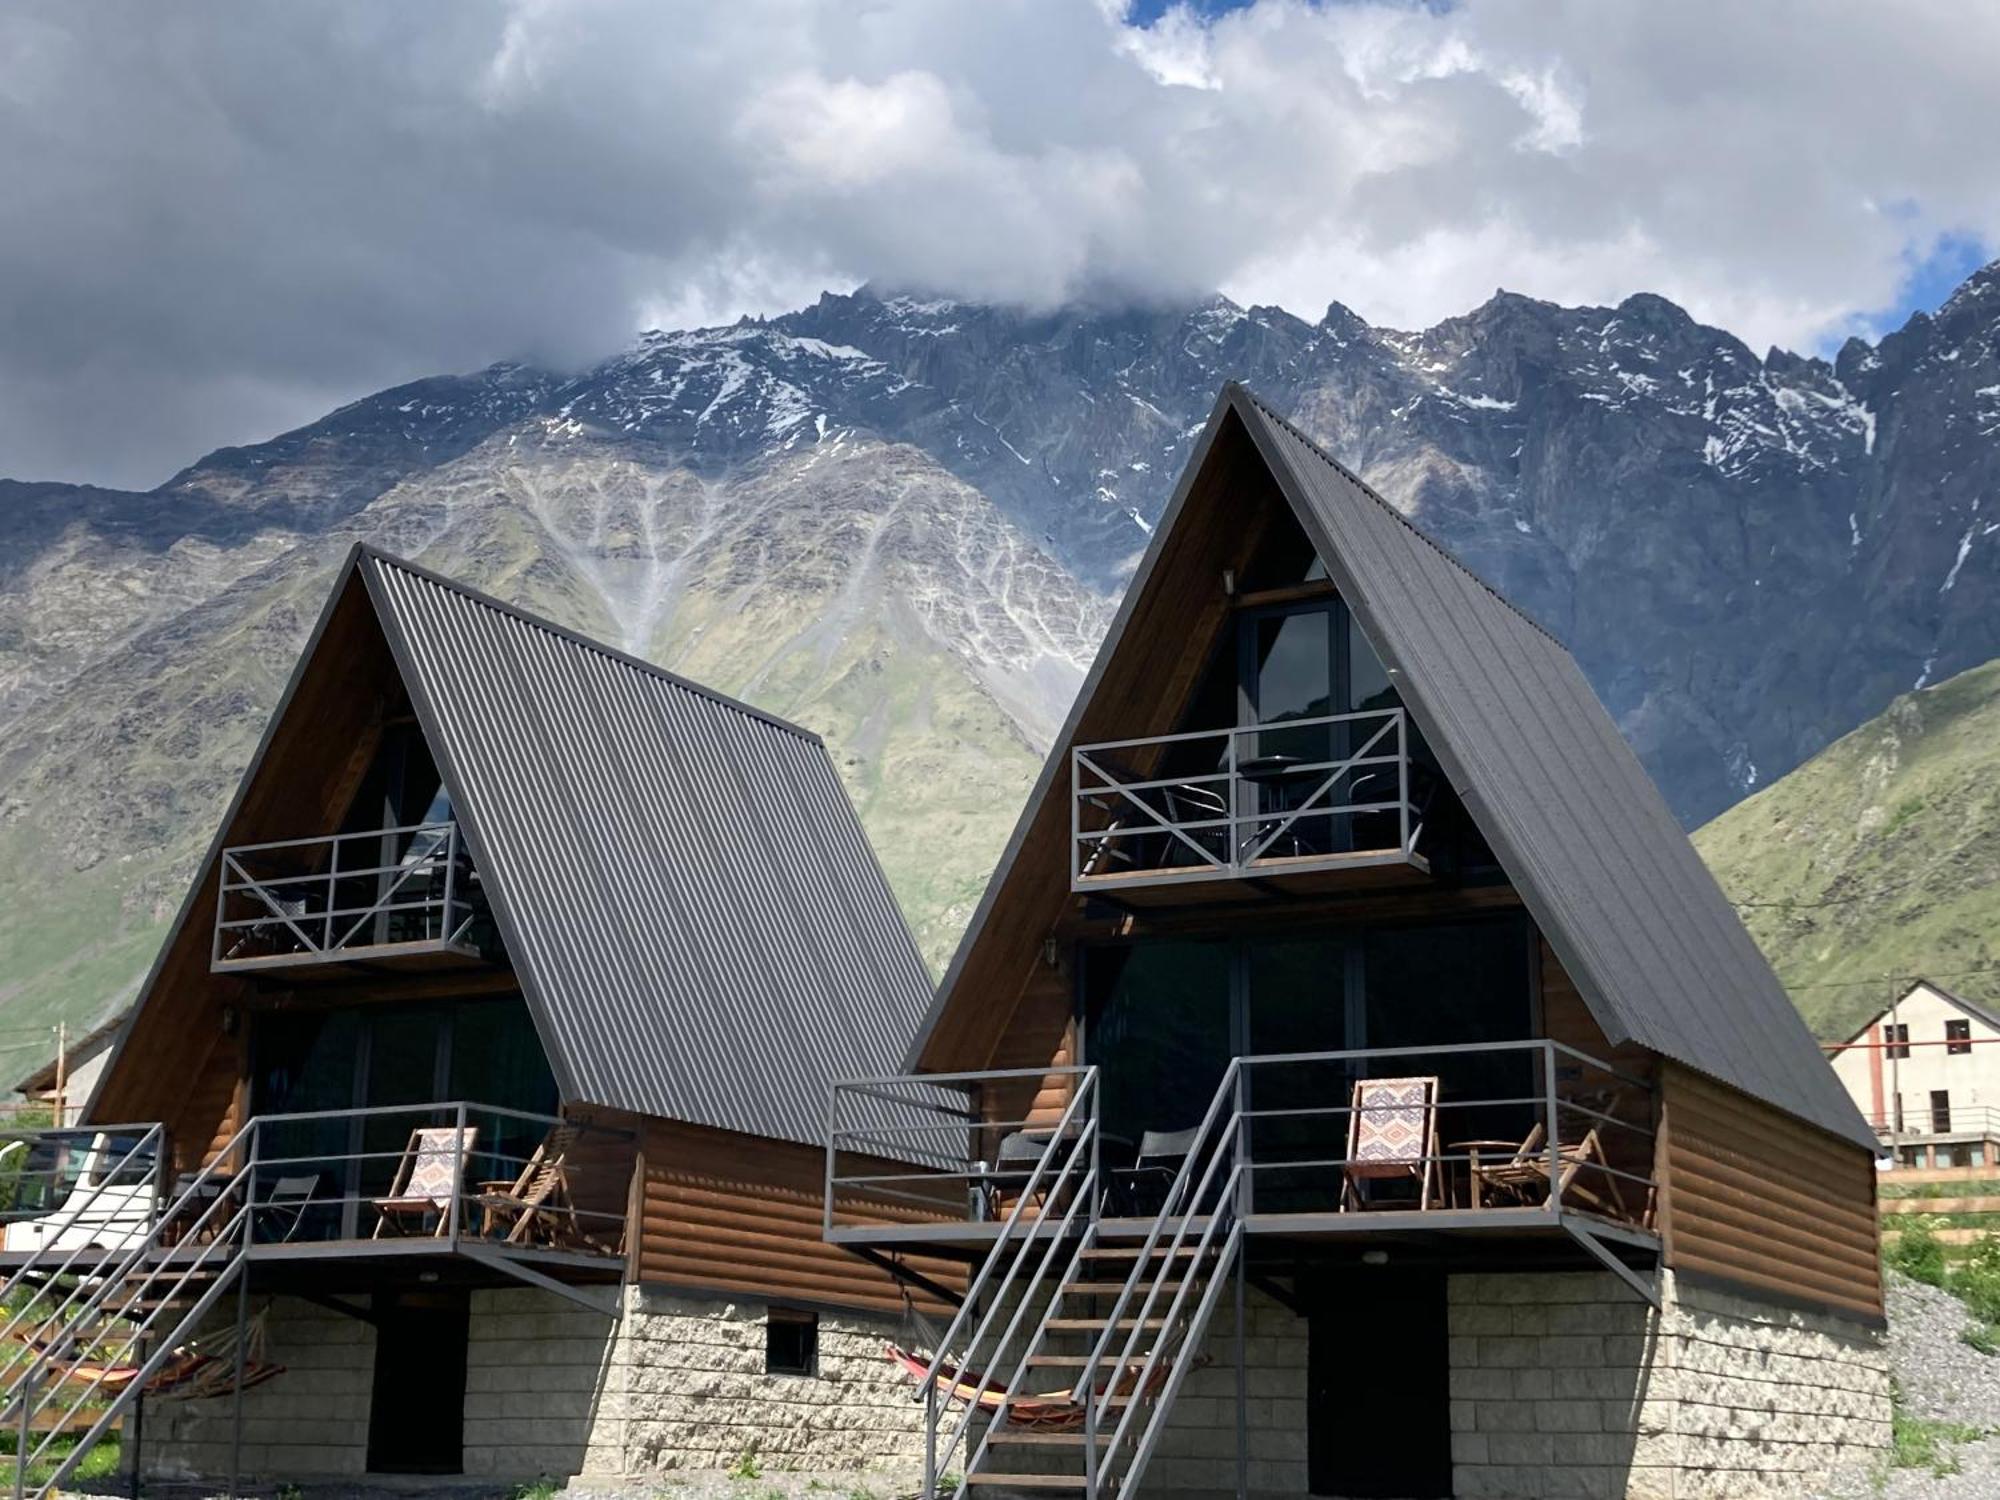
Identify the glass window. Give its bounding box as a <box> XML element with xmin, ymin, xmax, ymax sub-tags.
<box><xmin>1931</xmin><ymin>1090</ymin><xmax>1952</xmax><ymax>1135</ymax></box>
<box><xmin>766</xmin><ymin>1310</ymin><xmax>819</xmax><ymax>1376</ymax></box>
<box><xmin>1885</xmin><ymin>1023</ymin><xmax>1910</xmax><ymax>1060</ymax></box>
<box><xmin>1084</xmin><ymin>942</ymin><xmax>1232</xmax><ymax>1151</ymax></box>
<box><xmin>1946</xmin><ymin>1019</ymin><xmax>1972</xmax><ymax>1056</ymax></box>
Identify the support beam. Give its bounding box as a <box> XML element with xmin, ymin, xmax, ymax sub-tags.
<box><xmin>848</xmin><ymin>1246</ymin><xmax>966</xmax><ymax>1312</ymax></box>
<box><xmin>1563</xmin><ymin>1221</ymin><xmax>1661</xmax><ymax>1309</ymax></box>
<box><xmin>458</xmin><ymin>1246</ymin><xmax>620</xmax><ymax>1315</ymax></box>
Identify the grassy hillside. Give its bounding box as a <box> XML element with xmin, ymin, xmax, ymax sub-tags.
<box><xmin>1695</xmin><ymin>657</ymin><xmax>2000</xmax><ymax>1040</ymax></box>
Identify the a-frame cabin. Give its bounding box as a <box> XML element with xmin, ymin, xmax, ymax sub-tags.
<box><xmin>4</xmin><ymin>547</ymin><xmax>957</xmax><ymax>1493</ymax></box>
<box><xmin>824</xmin><ymin>385</ymin><xmax>1890</xmax><ymax>1500</ymax></box>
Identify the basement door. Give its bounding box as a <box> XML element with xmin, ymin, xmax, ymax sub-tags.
<box><xmin>1307</xmin><ymin>1270</ymin><xmax>1451</xmax><ymax>1499</ymax></box>
<box><xmin>367</xmin><ymin>1288</ymin><xmax>470</xmax><ymax>1474</ymax></box>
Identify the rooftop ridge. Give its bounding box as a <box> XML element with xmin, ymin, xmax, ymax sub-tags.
<box><xmin>352</xmin><ymin>543</ymin><xmax>824</xmax><ymax>744</ymax></box>
<box><xmin>1230</xmin><ymin>384</ymin><xmax>1566</xmax><ymax>650</ymax></box>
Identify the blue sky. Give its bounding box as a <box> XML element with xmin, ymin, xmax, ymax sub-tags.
<box><xmin>1878</xmin><ymin>233</ymin><xmax>1993</xmax><ymax>336</ymax></box>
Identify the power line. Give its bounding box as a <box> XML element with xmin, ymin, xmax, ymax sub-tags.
<box><xmin>1777</xmin><ymin>963</ymin><xmax>2000</xmax><ymax>990</ymax></box>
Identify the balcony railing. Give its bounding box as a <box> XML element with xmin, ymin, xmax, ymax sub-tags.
<box><xmin>0</xmin><ymin>1105</ymin><xmax>633</xmax><ymax>1264</ymax></box>
<box><xmin>212</xmin><ymin>820</ymin><xmax>482</xmax><ymax>972</ymax></box>
<box><xmin>1069</xmin><ymin>707</ymin><xmax>1426</xmax><ymax>892</ymax></box>
<box><xmin>825</xmin><ymin>1041</ymin><xmax>1658</xmax><ymax>1241</ymax></box>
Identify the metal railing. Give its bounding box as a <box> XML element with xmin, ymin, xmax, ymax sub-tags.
<box><xmin>0</xmin><ymin>1125</ymin><xmax>163</xmax><ymax>1257</ymax></box>
<box><xmin>1070</xmin><ymin>707</ymin><xmax>1422</xmax><ymax>889</ymax></box>
<box><xmin>212</xmin><ymin>820</ymin><xmax>480</xmax><ymax>970</ymax></box>
<box><xmin>834</xmin><ymin>1042</ymin><xmax>1660</xmax><ymax>1500</ymax></box>
<box><xmin>234</xmin><ymin>1100</ymin><xmax>631</xmax><ymax>1255</ymax></box>
<box><xmin>1864</xmin><ymin>1105</ymin><xmax>2000</xmax><ymax>1143</ymax></box>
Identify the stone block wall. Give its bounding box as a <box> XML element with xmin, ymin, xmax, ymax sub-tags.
<box><xmin>136</xmin><ymin>1285</ymin><xmax>925</xmax><ymax>1484</ymax></box>
<box><xmin>1140</xmin><ymin>1286</ymin><xmax>1308</xmax><ymax>1500</ymax></box>
<box><xmin>138</xmin><ymin>1297</ymin><xmax>377</xmax><ymax>1480</ymax></box>
<box><xmin>1448</xmin><ymin>1270</ymin><xmax>1891</xmax><ymax>1500</ymax></box>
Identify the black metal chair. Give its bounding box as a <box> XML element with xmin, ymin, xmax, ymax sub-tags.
<box><xmin>1114</xmin><ymin>1125</ymin><xmax>1201</xmax><ymax>1215</ymax></box>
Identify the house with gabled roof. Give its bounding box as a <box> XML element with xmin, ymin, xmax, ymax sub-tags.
<box><xmin>824</xmin><ymin>384</ymin><xmax>1889</xmax><ymax>1500</ymax></box>
<box><xmin>0</xmin><ymin>546</ymin><xmax>958</xmax><ymax>1494</ymax></box>
<box><xmin>1829</xmin><ymin>978</ymin><xmax>2000</xmax><ymax>1168</ymax></box>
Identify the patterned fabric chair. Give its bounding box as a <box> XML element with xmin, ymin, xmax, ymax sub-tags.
<box><xmin>1340</xmin><ymin>1075</ymin><xmax>1439</xmax><ymax>1211</ymax></box>
<box><xmin>371</xmin><ymin>1125</ymin><xmax>478</xmax><ymax>1238</ymax></box>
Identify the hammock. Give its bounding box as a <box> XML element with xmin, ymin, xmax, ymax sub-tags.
<box><xmin>11</xmin><ymin>1307</ymin><xmax>285</xmax><ymax>1399</ymax></box>
<box><xmin>883</xmin><ymin>1342</ymin><xmax>1201</xmax><ymax>1432</ymax></box>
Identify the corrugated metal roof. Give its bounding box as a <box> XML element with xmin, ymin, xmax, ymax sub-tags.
<box><xmin>359</xmin><ymin>547</ymin><xmax>935</xmax><ymax>1149</ymax></box>
<box><xmin>1232</xmin><ymin>387</ymin><xmax>1871</xmax><ymax>1149</ymax></box>
<box><xmin>906</xmin><ymin>384</ymin><xmax>1873</xmax><ymax>1152</ymax></box>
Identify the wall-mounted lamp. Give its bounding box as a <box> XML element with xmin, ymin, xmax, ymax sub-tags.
<box><xmin>1361</xmin><ymin>1249</ymin><xmax>1390</xmax><ymax>1266</ymax></box>
<box><xmin>1042</xmin><ymin>937</ymin><xmax>1061</xmax><ymax>970</ymax></box>
<box><xmin>219</xmin><ymin>1004</ymin><xmax>240</xmax><ymax>1038</ymax></box>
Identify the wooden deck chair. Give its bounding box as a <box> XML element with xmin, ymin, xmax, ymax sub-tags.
<box><xmin>474</xmin><ymin>1124</ymin><xmax>580</xmax><ymax>1246</ymax></box>
<box><xmin>371</xmin><ymin>1125</ymin><xmax>478</xmax><ymax>1238</ymax></box>
<box><xmin>1471</xmin><ymin>1121</ymin><xmax>1630</xmax><ymax>1221</ymax></box>
<box><xmin>1340</xmin><ymin>1075</ymin><xmax>1440</xmax><ymax>1211</ymax></box>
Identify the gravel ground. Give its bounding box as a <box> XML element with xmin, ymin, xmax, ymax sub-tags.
<box><xmin>82</xmin><ymin>1470</ymin><xmax>923</xmax><ymax>1500</ymax></box>
<box><xmin>1809</xmin><ymin>1272</ymin><xmax>2000</xmax><ymax>1500</ymax></box>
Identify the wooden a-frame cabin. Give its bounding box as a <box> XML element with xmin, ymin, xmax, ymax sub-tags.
<box><xmin>1</xmin><ymin>547</ymin><xmax>956</xmax><ymax>1493</ymax></box>
<box><xmin>823</xmin><ymin>385</ymin><xmax>1890</xmax><ymax>1500</ymax></box>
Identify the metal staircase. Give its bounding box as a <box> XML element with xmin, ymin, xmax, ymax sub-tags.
<box><xmin>2</xmin><ymin>1123</ymin><xmax>256</xmax><ymax>1500</ymax></box>
<box><xmin>915</xmin><ymin>1064</ymin><xmax>1248</xmax><ymax>1500</ymax></box>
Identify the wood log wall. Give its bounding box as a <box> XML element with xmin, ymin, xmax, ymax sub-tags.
<box><xmin>636</xmin><ymin>1119</ymin><xmax>963</xmax><ymax>1315</ymax></box>
<box><xmin>1659</xmin><ymin>1062</ymin><xmax>1883</xmax><ymax>1323</ymax></box>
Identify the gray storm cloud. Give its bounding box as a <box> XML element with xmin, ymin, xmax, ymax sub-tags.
<box><xmin>2</xmin><ymin>0</ymin><xmax>1996</xmax><ymax>487</ymax></box>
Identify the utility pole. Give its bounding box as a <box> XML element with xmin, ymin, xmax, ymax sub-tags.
<box><xmin>1886</xmin><ymin>980</ymin><xmax>1903</xmax><ymax>1165</ymax></box>
<box><xmin>52</xmin><ymin>1022</ymin><xmax>66</xmax><ymax>1128</ymax></box>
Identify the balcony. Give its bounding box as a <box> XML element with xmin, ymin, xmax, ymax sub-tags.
<box><xmin>0</xmin><ymin>1104</ymin><xmax>633</xmax><ymax>1285</ymax></box>
<box><xmin>211</xmin><ymin>820</ymin><xmax>487</xmax><ymax>976</ymax></box>
<box><xmin>1070</xmin><ymin>707</ymin><xmax>1429</xmax><ymax>901</ymax></box>
<box><xmin>824</xmin><ymin>1042</ymin><xmax>1660</xmax><ymax>1287</ymax></box>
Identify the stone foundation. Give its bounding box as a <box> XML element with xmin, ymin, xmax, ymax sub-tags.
<box><xmin>137</xmin><ymin>1285</ymin><xmax>925</xmax><ymax>1483</ymax></box>
<box><xmin>1448</xmin><ymin>1270</ymin><xmax>1891</xmax><ymax>1499</ymax></box>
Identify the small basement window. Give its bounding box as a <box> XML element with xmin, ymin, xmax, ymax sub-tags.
<box><xmin>766</xmin><ymin>1309</ymin><xmax>819</xmax><ymax>1377</ymax></box>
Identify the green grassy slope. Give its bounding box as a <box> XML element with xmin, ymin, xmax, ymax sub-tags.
<box><xmin>1694</xmin><ymin>657</ymin><xmax>2000</xmax><ymax>1039</ymax></box>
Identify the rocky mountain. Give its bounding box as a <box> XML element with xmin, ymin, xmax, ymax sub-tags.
<box><xmin>1696</xmin><ymin>656</ymin><xmax>2000</xmax><ymax>1041</ymax></box>
<box><xmin>5</xmin><ymin>262</ymin><xmax>2000</xmax><ymax>1051</ymax></box>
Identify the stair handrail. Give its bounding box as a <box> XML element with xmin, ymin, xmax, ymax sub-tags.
<box><xmin>937</xmin><ymin>1147</ymin><xmax>1099</xmax><ymax>1482</ymax></box>
<box><xmin>17</xmin><ymin>1181</ymin><xmax>251</xmax><ymax>1468</ymax></box>
<box><xmin>0</xmin><ymin>1124</ymin><xmax>165</xmax><ymax>1313</ymax></box>
<box><xmin>1</xmin><ymin>1116</ymin><xmax>255</xmax><ymax>1406</ymax></box>
<box><xmin>10</xmin><ymin>1136</ymin><xmax>258</xmax><ymax>1496</ymax></box>
<box><xmin>916</xmin><ymin>1067</ymin><xmax>1100</xmax><ymax>1392</ymax></box>
<box><xmin>1068</xmin><ymin>1057</ymin><xmax>1242</xmax><ymax>1406</ymax></box>
<box><xmin>14</xmin><ymin>1180</ymin><xmax>253</xmax><ymax>1499</ymax></box>
<box><xmin>1096</xmin><ymin>1161</ymin><xmax>1245</xmax><ymax>1493</ymax></box>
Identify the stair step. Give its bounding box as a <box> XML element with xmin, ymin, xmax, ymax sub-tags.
<box><xmin>1045</xmin><ymin>1318</ymin><xmax>1166</xmax><ymax>1332</ymax></box>
<box><xmin>1077</xmin><ymin>1245</ymin><xmax>1201</xmax><ymax>1260</ymax></box>
<box><xmin>987</xmin><ymin>1430</ymin><xmax>1112</xmax><ymax>1447</ymax></box>
<box><xmin>1021</xmin><ymin>1353</ymin><xmax>1152</xmax><ymax>1370</ymax></box>
<box><xmin>962</xmin><ymin>1475</ymin><xmax>1090</xmax><ymax>1489</ymax></box>
<box><xmin>1060</xmin><ymin>1281</ymin><xmax>1143</xmax><ymax>1295</ymax></box>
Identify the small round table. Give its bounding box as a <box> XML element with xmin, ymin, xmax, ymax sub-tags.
<box><xmin>1449</xmin><ymin>1140</ymin><xmax>1526</xmax><ymax>1209</ymax></box>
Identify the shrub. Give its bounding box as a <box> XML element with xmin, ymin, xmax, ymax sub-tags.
<box><xmin>1885</xmin><ymin>1216</ymin><xmax>1948</xmax><ymax>1287</ymax></box>
<box><xmin>728</xmin><ymin>1446</ymin><xmax>763</xmax><ymax>1482</ymax></box>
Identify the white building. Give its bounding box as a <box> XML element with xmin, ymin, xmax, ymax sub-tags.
<box><xmin>1828</xmin><ymin>980</ymin><xmax>2000</xmax><ymax>1168</ymax></box>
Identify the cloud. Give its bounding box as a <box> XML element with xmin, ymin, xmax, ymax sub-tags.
<box><xmin>1</xmin><ymin>0</ymin><xmax>1996</xmax><ymax>487</ymax></box>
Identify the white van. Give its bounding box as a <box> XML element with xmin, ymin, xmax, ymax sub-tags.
<box><xmin>1</xmin><ymin>1132</ymin><xmax>158</xmax><ymax>1255</ymax></box>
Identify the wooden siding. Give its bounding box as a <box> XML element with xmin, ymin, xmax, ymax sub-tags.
<box><xmin>917</xmin><ymin>413</ymin><xmax>1281</xmax><ymax>1074</ymax></box>
<box><xmin>638</xmin><ymin>1120</ymin><xmax>962</xmax><ymax>1314</ymax></box>
<box><xmin>92</xmin><ymin>573</ymin><xmax>406</xmax><ymax>1129</ymax></box>
<box><xmin>1660</xmin><ymin>1062</ymin><xmax>1882</xmax><ymax>1322</ymax></box>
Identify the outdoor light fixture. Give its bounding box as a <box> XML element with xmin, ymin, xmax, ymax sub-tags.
<box><xmin>1361</xmin><ymin>1250</ymin><xmax>1389</xmax><ymax>1266</ymax></box>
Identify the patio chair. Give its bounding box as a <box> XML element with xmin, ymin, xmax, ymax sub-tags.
<box><xmin>1468</xmin><ymin>1119</ymin><xmax>1630</xmax><ymax>1221</ymax></box>
<box><xmin>253</xmin><ymin>1173</ymin><xmax>321</xmax><ymax>1243</ymax></box>
<box><xmin>1114</xmin><ymin>1125</ymin><xmax>1200</xmax><ymax>1215</ymax></box>
<box><xmin>474</xmin><ymin>1124</ymin><xmax>580</xmax><ymax>1246</ymax></box>
<box><xmin>371</xmin><ymin>1125</ymin><xmax>478</xmax><ymax>1238</ymax></box>
<box><xmin>1340</xmin><ymin>1076</ymin><xmax>1440</xmax><ymax>1212</ymax></box>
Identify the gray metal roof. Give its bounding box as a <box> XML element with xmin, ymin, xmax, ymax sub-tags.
<box><xmin>908</xmin><ymin>383</ymin><xmax>1874</xmax><ymax>1152</ymax></box>
<box><xmin>358</xmin><ymin>547</ymin><xmax>935</xmax><ymax>1148</ymax></box>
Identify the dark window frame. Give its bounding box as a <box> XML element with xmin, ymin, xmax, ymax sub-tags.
<box><xmin>1931</xmin><ymin>1089</ymin><xmax>1952</xmax><ymax>1135</ymax></box>
<box><xmin>1884</xmin><ymin>1023</ymin><xmax>1910</xmax><ymax>1060</ymax></box>
<box><xmin>765</xmin><ymin>1308</ymin><xmax>819</xmax><ymax>1378</ymax></box>
<box><xmin>1946</xmin><ymin>1018</ymin><xmax>1972</xmax><ymax>1056</ymax></box>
